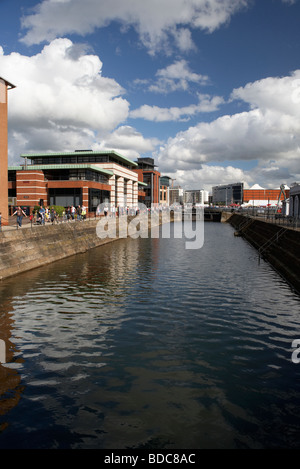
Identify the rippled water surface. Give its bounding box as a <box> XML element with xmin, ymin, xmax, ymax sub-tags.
<box><xmin>0</xmin><ymin>222</ymin><xmax>300</xmax><ymax>449</ymax></box>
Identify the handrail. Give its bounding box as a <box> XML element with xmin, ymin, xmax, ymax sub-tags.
<box><xmin>258</xmin><ymin>227</ymin><xmax>287</xmax><ymax>258</ymax></box>
<box><xmin>237</xmin><ymin>217</ymin><xmax>254</xmax><ymax>233</ymax></box>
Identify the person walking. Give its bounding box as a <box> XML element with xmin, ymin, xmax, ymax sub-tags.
<box><xmin>12</xmin><ymin>206</ymin><xmax>27</xmax><ymax>227</ymax></box>
<box><xmin>39</xmin><ymin>205</ymin><xmax>45</xmax><ymax>225</ymax></box>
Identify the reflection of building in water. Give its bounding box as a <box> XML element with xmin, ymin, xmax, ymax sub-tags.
<box><xmin>0</xmin><ymin>294</ymin><xmax>24</xmax><ymax>429</ymax></box>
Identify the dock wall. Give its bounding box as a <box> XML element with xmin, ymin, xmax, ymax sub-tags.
<box><xmin>226</xmin><ymin>213</ymin><xmax>300</xmax><ymax>294</ymax></box>
<box><xmin>0</xmin><ymin>216</ymin><xmax>160</xmax><ymax>281</ymax></box>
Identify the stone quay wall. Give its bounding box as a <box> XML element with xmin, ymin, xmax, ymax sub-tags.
<box><xmin>0</xmin><ymin>215</ymin><xmax>162</xmax><ymax>281</ymax></box>
<box><xmin>226</xmin><ymin>213</ymin><xmax>300</xmax><ymax>294</ymax></box>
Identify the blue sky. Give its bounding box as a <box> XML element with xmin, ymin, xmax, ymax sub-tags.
<box><xmin>0</xmin><ymin>0</ymin><xmax>300</xmax><ymax>191</ymax></box>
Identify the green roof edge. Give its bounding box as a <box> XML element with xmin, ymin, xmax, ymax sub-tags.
<box><xmin>8</xmin><ymin>164</ymin><xmax>114</xmax><ymax>176</ymax></box>
<box><xmin>21</xmin><ymin>150</ymin><xmax>138</xmax><ymax>167</ymax></box>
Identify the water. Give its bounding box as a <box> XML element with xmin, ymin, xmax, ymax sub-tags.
<box><xmin>0</xmin><ymin>222</ymin><xmax>300</xmax><ymax>449</ymax></box>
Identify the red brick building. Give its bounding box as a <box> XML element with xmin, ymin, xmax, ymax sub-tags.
<box><xmin>0</xmin><ymin>77</ymin><xmax>15</xmax><ymax>225</ymax></box>
<box><xmin>134</xmin><ymin>158</ymin><xmax>160</xmax><ymax>207</ymax></box>
<box><xmin>8</xmin><ymin>151</ymin><xmax>146</xmax><ymax>215</ymax></box>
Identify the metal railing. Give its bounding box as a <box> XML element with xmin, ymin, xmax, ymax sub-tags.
<box><xmin>258</xmin><ymin>227</ymin><xmax>287</xmax><ymax>259</ymax></box>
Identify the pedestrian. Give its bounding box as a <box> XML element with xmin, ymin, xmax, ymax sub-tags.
<box><xmin>39</xmin><ymin>205</ymin><xmax>45</xmax><ymax>225</ymax></box>
<box><xmin>12</xmin><ymin>206</ymin><xmax>27</xmax><ymax>227</ymax></box>
<box><xmin>77</xmin><ymin>205</ymin><xmax>82</xmax><ymax>221</ymax></box>
<box><xmin>81</xmin><ymin>205</ymin><xmax>86</xmax><ymax>220</ymax></box>
<box><xmin>50</xmin><ymin>207</ymin><xmax>57</xmax><ymax>224</ymax></box>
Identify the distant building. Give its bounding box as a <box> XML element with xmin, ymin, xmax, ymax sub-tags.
<box><xmin>169</xmin><ymin>187</ymin><xmax>184</xmax><ymax>206</ymax></box>
<box><xmin>184</xmin><ymin>189</ymin><xmax>209</xmax><ymax>205</ymax></box>
<box><xmin>134</xmin><ymin>157</ymin><xmax>161</xmax><ymax>207</ymax></box>
<box><xmin>8</xmin><ymin>150</ymin><xmax>143</xmax><ymax>214</ymax></box>
<box><xmin>290</xmin><ymin>183</ymin><xmax>300</xmax><ymax>218</ymax></box>
<box><xmin>243</xmin><ymin>184</ymin><xmax>290</xmax><ymax>207</ymax></box>
<box><xmin>160</xmin><ymin>176</ymin><xmax>171</xmax><ymax>206</ymax></box>
<box><xmin>0</xmin><ymin>77</ymin><xmax>16</xmax><ymax>225</ymax></box>
<box><xmin>212</xmin><ymin>183</ymin><xmax>244</xmax><ymax>205</ymax></box>
<box><xmin>212</xmin><ymin>182</ymin><xmax>290</xmax><ymax>207</ymax></box>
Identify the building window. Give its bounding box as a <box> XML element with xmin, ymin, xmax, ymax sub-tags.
<box><xmin>49</xmin><ymin>188</ymin><xmax>82</xmax><ymax>207</ymax></box>
<box><xmin>88</xmin><ymin>189</ymin><xmax>110</xmax><ymax>211</ymax></box>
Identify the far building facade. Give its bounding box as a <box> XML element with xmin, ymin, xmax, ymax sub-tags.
<box><xmin>134</xmin><ymin>157</ymin><xmax>161</xmax><ymax>207</ymax></box>
<box><xmin>160</xmin><ymin>176</ymin><xmax>171</xmax><ymax>206</ymax></box>
<box><xmin>0</xmin><ymin>77</ymin><xmax>16</xmax><ymax>225</ymax></box>
<box><xmin>184</xmin><ymin>189</ymin><xmax>209</xmax><ymax>205</ymax></box>
<box><xmin>212</xmin><ymin>182</ymin><xmax>244</xmax><ymax>206</ymax></box>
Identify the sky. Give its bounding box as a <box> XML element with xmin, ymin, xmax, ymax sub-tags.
<box><xmin>0</xmin><ymin>0</ymin><xmax>300</xmax><ymax>192</ymax></box>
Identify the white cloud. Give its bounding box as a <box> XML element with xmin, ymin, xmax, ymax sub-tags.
<box><xmin>93</xmin><ymin>125</ymin><xmax>161</xmax><ymax>161</ymax></box>
<box><xmin>156</xmin><ymin>70</ymin><xmax>300</xmax><ymax>188</ymax></box>
<box><xmin>161</xmin><ymin>165</ymin><xmax>251</xmax><ymax>192</ymax></box>
<box><xmin>148</xmin><ymin>60</ymin><xmax>209</xmax><ymax>94</ymax></box>
<box><xmin>130</xmin><ymin>94</ymin><xmax>224</xmax><ymax>122</ymax></box>
<box><xmin>0</xmin><ymin>39</ymin><xmax>130</xmax><ymax>163</ymax></box>
<box><xmin>20</xmin><ymin>0</ymin><xmax>249</xmax><ymax>54</ymax></box>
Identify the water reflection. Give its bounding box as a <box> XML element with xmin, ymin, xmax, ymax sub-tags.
<box><xmin>0</xmin><ymin>223</ymin><xmax>300</xmax><ymax>448</ymax></box>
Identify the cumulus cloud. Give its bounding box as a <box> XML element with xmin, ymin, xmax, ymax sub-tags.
<box><xmin>20</xmin><ymin>0</ymin><xmax>249</xmax><ymax>54</ymax></box>
<box><xmin>93</xmin><ymin>126</ymin><xmax>161</xmax><ymax>161</ymax></box>
<box><xmin>130</xmin><ymin>94</ymin><xmax>224</xmax><ymax>122</ymax></box>
<box><xmin>161</xmin><ymin>165</ymin><xmax>252</xmax><ymax>192</ymax></box>
<box><xmin>157</xmin><ymin>70</ymin><xmax>300</xmax><ymax>188</ymax></box>
<box><xmin>0</xmin><ymin>39</ymin><xmax>130</xmax><ymax>163</ymax></box>
<box><xmin>148</xmin><ymin>59</ymin><xmax>209</xmax><ymax>94</ymax></box>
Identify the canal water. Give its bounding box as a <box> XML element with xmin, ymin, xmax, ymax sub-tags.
<box><xmin>0</xmin><ymin>222</ymin><xmax>300</xmax><ymax>449</ymax></box>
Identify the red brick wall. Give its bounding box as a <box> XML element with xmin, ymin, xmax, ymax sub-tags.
<box><xmin>0</xmin><ymin>82</ymin><xmax>8</xmax><ymax>224</ymax></box>
<box><xmin>16</xmin><ymin>170</ymin><xmax>48</xmax><ymax>209</ymax></box>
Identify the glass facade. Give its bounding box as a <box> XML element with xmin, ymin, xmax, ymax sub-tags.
<box><xmin>44</xmin><ymin>169</ymin><xmax>109</xmax><ymax>184</ymax></box>
<box><xmin>49</xmin><ymin>188</ymin><xmax>82</xmax><ymax>207</ymax></box>
<box><xmin>88</xmin><ymin>189</ymin><xmax>110</xmax><ymax>211</ymax></box>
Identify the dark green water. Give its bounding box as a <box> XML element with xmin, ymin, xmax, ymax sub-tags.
<box><xmin>0</xmin><ymin>222</ymin><xmax>300</xmax><ymax>449</ymax></box>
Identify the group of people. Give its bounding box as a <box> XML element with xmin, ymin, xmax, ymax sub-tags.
<box><xmin>36</xmin><ymin>206</ymin><xmax>59</xmax><ymax>225</ymax></box>
<box><xmin>64</xmin><ymin>205</ymin><xmax>87</xmax><ymax>222</ymax></box>
<box><xmin>11</xmin><ymin>204</ymin><xmax>87</xmax><ymax>227</ymax></box>
<box><xmin>37</xmin><ymin>205</ymin><xmax>87</xmax><ymax>224</ymax></box>
<box><xmin>97</xmin><ymin>205</ymin><xmax>141</xmax><ymax>218</ymax></box>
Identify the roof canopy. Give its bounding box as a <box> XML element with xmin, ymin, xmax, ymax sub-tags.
<box><xmin>21</xmin><ymin>150</ymin><xmax>137</xmax><ymax>167</ymax></box>
<box><xmin>8</xmin><ymin>164</ymin><xmax>114</xmax><ymax>176</ymax></box>
<box><xmin>250</xmin><ymin>184</ymin><xmax>265</xmax><ymax>190</ymax></box>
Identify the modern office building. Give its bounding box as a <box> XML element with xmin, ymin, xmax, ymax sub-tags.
<box><xmin>212</xmin><ymin>183</ymin><xmax>244</xmax><ymax>205</ymax></box>
<box><xmin>8</xmin><ymin>150</ymin><xmax>145</xmax><ymax>214</ymax></box>
<box><xmin>0</xmin><ymin>77</ymin><xmax>16</xmax><ymax>225</ymax></box>
<box><xmin>134</xmin><ymin>157</ymin><xmax>161</xmax><ymax>207</ymax></box>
